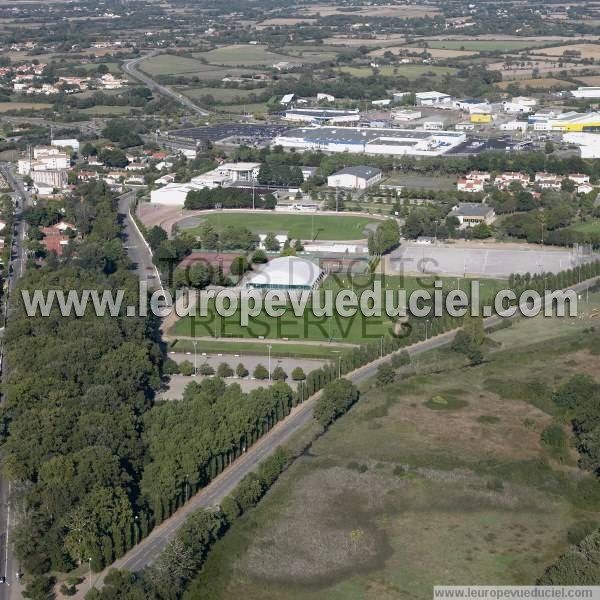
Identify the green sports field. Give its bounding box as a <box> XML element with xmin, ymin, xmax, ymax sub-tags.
<box><xmin>184</xmin><ymin>213</ymin><xmax>379</xmax><ymax>241</ymax></box>
<box><xmin>170</xmin><ymin>275</ymin><xmax>506</xmax><ymax>342</ymax></box>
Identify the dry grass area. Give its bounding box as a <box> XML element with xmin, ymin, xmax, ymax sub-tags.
<box><xmin>256</xmin><ymin>17</ymin><xmax>317</xmax><ymax>28</ymax></box>
<box><xmin>496</xmin><ymin>77</ymin><xmax>574</xmax><ymax>90</ymax></box>
<box><xmin>575</xmin><ymin>75</ymin><xmax>600</xmax><ymax>86</ymax></box>
<box><xmin>532</xmin><ymin>43</ymin><xmax>600</xmax><ymax>59</ymax></box>
<box><xmin>192</xmin><ymin>300</ymin><xmax>600</xmax><ymax>599</ymax></box>
<box><xmin>371</xmin><ymin>46</ymin><xmax>476</xmax><ymax>59</ymax></box>
<box><xmin>0</xmin><ymin>102</ymin><xmax>51</xmax><ymax>112</ymax></box>
<box><xmin>324</xmin><ymin>34</ymin><xmax>406</xmax><ymax>47</ymax></box>
<box><xmin>299</xmin><ymin>3</ymin><xmax>439</xmax><ymax>18</ymax></box>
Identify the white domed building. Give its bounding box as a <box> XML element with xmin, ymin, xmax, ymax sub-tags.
<box><xmin>245</xmin><ymin>256</ymin><xmax>325</xmax><ymax>291</ymax></box>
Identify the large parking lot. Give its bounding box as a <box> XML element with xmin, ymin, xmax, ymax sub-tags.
<box><xmin>166</xmin><ymin>123</ymin><xmax>290</xmax><ymax>144</ymax></box>
<box><xmin>389</xmin><ymin>243</ymin><xmax>596</xmax><ymax>278</ymax></box>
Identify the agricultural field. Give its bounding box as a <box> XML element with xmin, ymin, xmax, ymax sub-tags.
<box><xmin>532</xmin><ymin>43</ymin><xmax>600</xmax><ymax>59</ymax></box>
<box><xmin>184</xmin><ymin>213</ymin><xmax>378</xmax><ymax>241</ymax></box>
<box><xmin>298</xmin><ymin>4</ymin><xmax>440</xmax><ymax>18</ymax></box>
<box><xmin>170</xmin><ymin>275</ymin><xmax>506</xmax><ymax>342</ymax></box>
<box><xmin>188</xmin><ymin>301</ymin><xmax>600</xmax><ymax>599</ymax></box>
<box><xmin>178</xmin><ymin>87</ymin><xmax>263</xmax><ymax>102</ymax></box>
<box><xmin>496</xmin><ymin>78</ymin><xmax>574</xmax><ymax>90</ymax></box>
<box><xmin>371</xmin><ymin>46</ymin><xmax>476</xmax><ymax>59</ymax></box>
<box><xmin>195</xmin><ymin>45</ymin><xmax>296</xmax><ymax>67</ymax></box>
<box><xmin>339</xmin><ymin>65</ymin><xmax>457</xmax><ymax>80</ymax></box>
<box><xmin>425</xmin><ymin>40</ymin><xmax>545</xmax><ymax>52</ymax></box>
<box><xmin>0</xmin><ymin>102</ymin><xmax>51</xmax><ymax>112</ymax></box>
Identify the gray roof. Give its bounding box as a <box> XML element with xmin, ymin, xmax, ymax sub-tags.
<box><xmin>450</xmin><ymin>203</ymin><xmax>494</xmax><ymax>217</ymax></box>
<box><xmin>281</xmin><ymin>126</ymin><xmax>463</xmax><ymax>146</ymax></box>
<box><xmin>331</xmin><ymin>166</ymin><xmax>382</xmax><ymax>180</ymax></box>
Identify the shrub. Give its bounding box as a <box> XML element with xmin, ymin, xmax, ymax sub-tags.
<box><xmin>391</xmin><ymin>350</ymin><xmax>410</xmax><ymax>368</ymax></box>
<box><xmin>541</xmin><ymin>423</ymin><xmax>569</xmax><ymax>460</ymax></box>
<box><xmin>198</xmin><ymin>363</ymin><xmax>215</xmax><ymax>376</ymax></box>
<box><xmin>567</xmin><ymin>520</ymin><xmax>599</xmax><ymax>545</ymax></box>
<box><xmin>216</xmin><ymin>362</ymin><xmax>234</xmax><ymax>378</ymax></box>
<box><xmin>291</xmin><ymin>366</ymin><xmax>306</xmax><ymax>381</ymax></box>
<box><xmin>179</xmin><ymin>360</ymin><xmax>194</xmax><ymax>376</ymax></box>
<box><xmin>272</xmin><ymin>366</ymin><xmax>287</xmax><ymax>381</ymax></box>
<box><xmin>253</xmin><ymin>364</ymin><xmax>269</xmax><ymax>380</ymax></box>
<box><xmin>236</xmin><ymin>363</ymin><xmax>248</xmax><ymax>378</ymax></box>
<box><xmin>163</xmin><ymin>358</ymin><xmax>180</xmax><ymax>375</ymax></box>
<box><xmin>376</xmin><ymin>363</ymin><xmax>395</xmax><ymax>386</ymax></box>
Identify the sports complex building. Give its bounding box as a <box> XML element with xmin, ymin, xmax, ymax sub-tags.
<box><xmin>272</xmin><ymin>126</ymin><xmax>466</xmax><ymax>156</ymax></box>
<box><xmin>245</xmin><ymin>256</ymin><xmax>325</xmax><ymax>290</ymax></box>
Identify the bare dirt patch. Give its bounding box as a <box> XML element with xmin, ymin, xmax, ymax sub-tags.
<box><xmin>532</xmin><ymin>43</ymin><xmax>600</xmax><ymax>59</ymax></box>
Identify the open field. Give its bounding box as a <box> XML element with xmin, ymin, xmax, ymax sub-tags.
<box><xmin>0</xmin><ymin>102</ymin><xmax>51</xmax><ymax>112</ymax></box>
<box><xmin>80</xmin><ymin>105</ymin><xmax>134</xmax><ymax>115</ymax></box>
<box><xmin>195</xmin><ymin>45</ymin><xmax>295</xmax><ymax>66</ymax></box>
<box><xmin>532</xmin><ymin>43</ymin><xmax>600</xmax><ymax>59</ymax></box>
<box><xmin>298</xmin><ymin>4</ymin><xmax>440</xmax><ymax>18</ymax></box>
<box><xmin>568</xmin><ymin>220</ymin><xmax>600</xmax><ymax>236</ymax></box>
<box><xmin>179</xmin><ymin>87</ymin><xmax>263</xmax><ymax>102</ymax></box>
<box><xmin>339</xmin><ymin>64</ymin><xmax>457</xmax><ymax>79</ymax></box>
<box><xmin>371</xmin><ymin>46</ymin><xmax>476</xmax><ymax>59</ymax></box>
<box><xmin>256</xmin><ymin>18</ymin><xmax>318</xmax><ymax>28</ymax></box>
<box><xmin>215</xmin><ymin>102</ymin><xmax>269</xmax><ymax>115</ymax></box>
<box><xmin>496</xmin><ymin>78</ymin><xmax>574</xmax><ymax>90</ymax></box>
<box><xmin>575</xmin><ymin>75</ymin><xmax>600</xmax><ymax>86</ymax></box>
<box><xmin>188</xmin><ymin>305</ymin><xmax>600</xmax><ymax>599</ymax></box>
<box><xmin>324</xmin><ymin>35</ymin><xmax>406</xmax><ymax>47</ymax></box>
<box><xmin>170</xmin><ymin>275</ymin><xmax>506</xmax><ymax>342</ymax></box>
<box><xmin>183</xmin><ymin>213</ymin><xmax>377</xmax><ymax>241</ymax></box>
<box><xmin>426</xmin><ymin>40</ymin><xmax>545</xmax><ymax>52</ymax></box>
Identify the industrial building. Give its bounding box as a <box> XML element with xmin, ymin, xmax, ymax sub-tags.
<box><xmin>245</xmin><ymin>256</ymin><xmax>325</xmax><ymax>290</ymax></box>
<box><xmin>562</xmin><ymin>132</ymin><xmax>600</xmax><ymax>158</ymax></box>
<box><xmin>282</xmin><ymin>108</ymin><xmax>361</xmax><ymax>125</ymax></box>
<box><xmin>571</xmin><ymin>87</ymin><xmax>600</xmax><ymax>99</ymax></box>
<box><xmin>530</xmin><ymin>111</ymin><xmax>600</xmax><ymax>132</ymax></box>
<box><xmin>273</xmin><ymin>127</ymin><xmax>466</xmax><ymax>157</ymax></box>
<box><xmin>327</xmin><ymin>166</ymin><xmax>382</xmax><ymax>189</ymax></box>
<box><xmin>415</xmin><ymin>91</ymin><xmax>452</xmax><ymax>106</ymax></box>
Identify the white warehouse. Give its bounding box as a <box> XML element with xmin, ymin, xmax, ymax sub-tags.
<box><xmin>327</xmin><ymin>166</ymin><xmax>382</xmax><ymax>189</ymax></box>
<box><xmin>273</xmin><ymin>127</ymin><xmax>466</xmax><ymax>157</ymax></box>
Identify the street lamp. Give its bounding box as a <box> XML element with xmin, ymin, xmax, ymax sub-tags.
<box><xmin>88</xmin><ymin>558</ymin><xmax>92</xmax><ymax>591</ymax></box>
<box><xmin>192</xmin><ymin>340</ymin><xmax>198</xmax><ymax>376</ymax></box>
<box><xmin>331</xmin><ymin>350</ymin><xmax>342</xmax><ymax>378</ymax></box>
<box><xmin>425</xmin><ymin>319</ymin><xmax>430</xmax><ymax>341</ymax></box>
<box><xmin>268</xmin><ymin>344</ymin><xmax>272</xmax><ymax>380</ymax></box>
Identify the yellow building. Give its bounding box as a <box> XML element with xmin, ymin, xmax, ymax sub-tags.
<box><xmin>549</xmin><ymin>111</ymin><xmax>600</xmax><ymax>132</ymax></box>
<box><xmin>470</xmin><ymin>114</ymin><xmax>492</xmax><ymax>124</ymax></box>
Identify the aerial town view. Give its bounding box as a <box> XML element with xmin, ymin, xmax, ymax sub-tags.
<box><xmin>1</xmin><ymin>0</ymin><xmax>600</xmax><ymax>598</ymax></box>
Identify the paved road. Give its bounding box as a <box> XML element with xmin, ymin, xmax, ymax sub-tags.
<box><xmin>80</xmin><ymin>275</ymin><xmax>600</xmax><ymax>595</ymax></box>
<box><xmin>122</xmin><ymin>53</ymin><xmax>210</xmax><ymax>117</ymax></box>
<box><xmin>0</xmin><ymin>163</ymin><xmax>30</xmax><ymax>599</ymax></box>
<box><xmin>117</xmin><ymin>191</ymin><xmax>162</xmax><ymax>292</ymax></box>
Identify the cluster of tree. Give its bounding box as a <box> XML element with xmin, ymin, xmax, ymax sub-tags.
<box><xmin>101</xmin><ymin>118</ymin><xmax>155</xmax><ymax>148</ymax></box>
<box><xmin>184</xmin><ymin>187</ymin><xmax>276</xmax><ymax>210</ymax></box>
<box><xmin>451</xmin><ymin>315</ymin><xmax>487</xmax><ymax>365</ymax></box>
<box><xmin>139</xmin><ymin>379</ymin><xmax>300</xmax><ymax>525</ymax></box>
<box><xmin>195</xmin><ymin>221</ymin><xmax>258</xmax><ymax>251</ymax></box>
<box><xmin>367</xmin><ymin>219</ymin><xmax>400</xmax><ymax>255</ymax></box>
<box><xmin>257</xmin><ymin>162</ymin><xmax>304</xmax><ymax>187</ymax></box>
<box><xmin>314</xmin><ymin>378</ymin><xmax>359</xmax><ymax>428</ymax></box>
<box><xmin>5</xmin><ymin>181</ymin><xmax>163</xmax><ymax>577</ymax></box>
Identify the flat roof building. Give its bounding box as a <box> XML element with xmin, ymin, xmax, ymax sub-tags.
<box><xmin>283</xmin><ymin>108</ymin><xmax>360</xmax><ymax>125</ymax></box>
<box><xmin>273</xmin><ymin>126</ymin><xmax>466</xmax><ymax>157</ymax></box>
<box><xmin>327</xmin><ymin>166</ymin><xmax>382</xmax><ymax>189</ymax></box>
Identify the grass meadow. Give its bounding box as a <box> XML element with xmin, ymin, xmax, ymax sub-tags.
<box><xmin>185</xmin><ymin>295</ymin><xmax>600</xmax><ymax>600</ymax></box>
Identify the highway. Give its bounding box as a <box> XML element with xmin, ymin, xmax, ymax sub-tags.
<box><xmin>122</xmin><ymin>53</ymin><xmax>210</xmax><ymax>118</ymax></box>
<box><xmin>85</xmin><ymin>272</ymin><xmax>600</xmax><ymax>591</ymax></box>
<box><xmin>0</xmin><ymin>163</ymin><xmax>30</xmax><ymax>599</ymax></box>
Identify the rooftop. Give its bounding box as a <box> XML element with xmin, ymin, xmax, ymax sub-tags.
<box><xmin>450</xmin><ymin>203</ymin><xmax>494</xmax><ymax>217</ymax></box>
<box><xmin>331</xmin><ymin>166</ymin><xmax>382</xmax><ymax>180</ymax></box>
